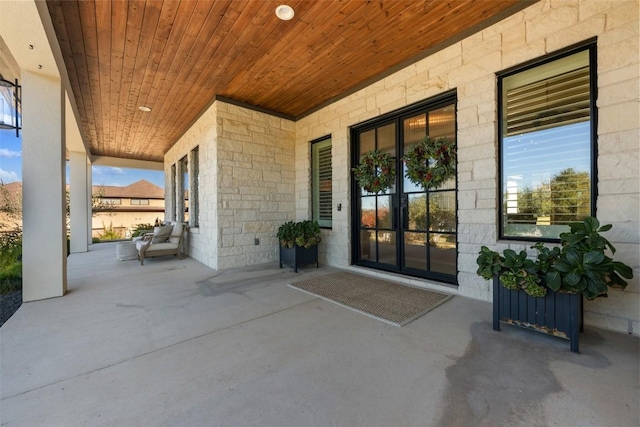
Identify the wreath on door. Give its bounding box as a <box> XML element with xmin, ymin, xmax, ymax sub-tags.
<box><xmin>352</xmin><ymin>150</ymin><xmax>396</xmax><ymax>194</ymax></box>
<box><xmin>403</xmin><ymin>136</ymin><xmax>456</xmax><ymax>190</ymax></box>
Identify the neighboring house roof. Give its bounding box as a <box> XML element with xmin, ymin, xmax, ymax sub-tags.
<box><xmin>93</xmin><ymin>180</ymin><xmax>164</xmax><ymax>199</ymax></box>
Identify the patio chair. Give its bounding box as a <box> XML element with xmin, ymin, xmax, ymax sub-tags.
<box><xmin>136</xmin><ymin>222</ymin><xmax>186</xmax><ymax>265</ymax></box>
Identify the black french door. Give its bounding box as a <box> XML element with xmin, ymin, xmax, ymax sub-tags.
<box><xmin>352</xmin><ymin>95</ymin><xmax>458</xmax><ymax>284</ymax></box>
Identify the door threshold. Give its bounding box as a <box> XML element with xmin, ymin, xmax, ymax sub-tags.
<box><xmin>346</xmin><ymin>265</ymin><xmax>458</xmax><ymax>296</ymax></box>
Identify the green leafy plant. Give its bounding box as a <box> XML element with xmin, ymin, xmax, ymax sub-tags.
<box><xmin>277</xmin><ymin>220</ymin><xmax>322</xmax><ymax>249</ymax></box>
<box><xmin>131</xmin><ymin>223</ymin><xmax>154</xmax><ymax>238</ymax></box>
<box><xmin>547</xmin><ymin>217</ymin><xmax>633</xmax><ymax>300</ymax></box>
<box><xmin>294</xmin><ymin>220</ymin><xmax>321</xmax><ymax>249</ymax></box>
<box><xmin>277</xmin><ymin>221</ymin><xmax>297</xmax><ymax>248</ymax></box>
<box><xmin>98</xmin><ymin>222</ymin><xmax>123</xmax><ymax>241</ymax></box>
<box><xmin>476</xmin><ymin>217</ymin><xmax>634</xmax><ymax>300</ymax></box>
<box><xmin>0</xmin><ymin>225</ymin><xmax>22</xmax><ymax>294</ymax></box>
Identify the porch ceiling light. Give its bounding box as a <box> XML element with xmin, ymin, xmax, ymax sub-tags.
<box><xmin>275</xmin><ymin>5</ymin><xmax>294</xmax><ymax>21</ymax></box>
<box><xmin>138</xmin><ymin>106</ymin><xmax>151</xmax><ymax>112</ymax></box>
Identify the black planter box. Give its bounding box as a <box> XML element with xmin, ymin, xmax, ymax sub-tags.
<box><xmin>279</xmin><ymin>245</ymin><xmax>318</xmax><ymax>272</ymax></box>
<box><xmin>493</xmin><ymin>276</ymin><xmax>583</xmax><ymax>353</ymax></box>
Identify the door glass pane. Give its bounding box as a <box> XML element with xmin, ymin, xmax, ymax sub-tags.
<box><xmin>428</xmin><ymin>106</ymin><xmax>455</xmax><ymax>139</ymax></box>
<box><xmin>404</xmin><ymin>232</ymin><xmax>426</xmax><ymax>270</ymax></box>
<box><xmin>377</xmin><ymin>123</ymin><xmax>396</xmax><ymax>156</ymax></box>
<box><xmin>361</xmin><ymin>196</ymin><xmax>376</xmax><ymax>228</ymax></box>
<box><xmin>408</xmin><ymin>194</ymin><xmax>427</xmax><ymax>231</ymax></box>
<box><xmin>403</xmin><ymin>114</ymin><xmax>427</xmax><ymax>192</ymax></box>
<box><xmin>360</xmin><ymin>230</ymin><xmax>376</xmax><ymax>261</ymax></box>
<box><xmin>359</xmin><ymin>129</ymin><xmax>375</xmax><ymax>157</ymax></box>
<box><xmin>429</xmin><ymin>233</ymin><xmax>456</xmax><ymax>275</ymax></box>
<box><xmin>377</xmin><ymin>195</ymin><xmax>392</xmax><ymax>229</ymax></box>
<box><xmin>428</xmin><ymin>106</ymin><xmax>456</xmax><ymax>190</ymax></box>
<box><xmin>429</xmin><ymin>191</ymin><xmax>456</xmax><ymax>232</ymax></box>
<box><xmin>404</xmin><ymin>114</ymin><xmax>426</xmax><ymax>145</ymax></box>
<box><xmin>377</xmin><ymin>231</ymin><xmax>396</xmax><ymax>265</ymax></box>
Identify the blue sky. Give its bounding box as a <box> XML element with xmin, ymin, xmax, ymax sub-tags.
<box><xmin>0</xmin><ymin>129</ymin><xmax>164</xmax><ymax>188</ymax></box>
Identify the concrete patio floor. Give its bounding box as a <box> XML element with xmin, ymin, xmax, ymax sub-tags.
<box><xmin>1</xmin><ymin>243</ymin><xmax>638</xmax><ymax>427</ymax></box>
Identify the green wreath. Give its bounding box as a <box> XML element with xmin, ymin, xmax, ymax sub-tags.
<box><xmin>352</xmin><ymin>150</ymin><xmax>396</xmax><ymax>194</ymax></box>
<box><xmin>403</xmin><ymin>136</ymin><xmax>456</xmax><ymax>190</ymax></box>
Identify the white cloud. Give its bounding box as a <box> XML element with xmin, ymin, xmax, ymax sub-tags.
<box><xmin>0</xmin><ymin>149</ymin><xmax>21</xmax><ymax>158</ymax></box>
<box><xmin>0</xmin><ymin>168</ymin><xmax>19</xmax><ymax>183</ymax></box>
<box><xmin>93</xmin><ymin>166</ymin><xmax>126</xmax><ymax>175</ymax></box>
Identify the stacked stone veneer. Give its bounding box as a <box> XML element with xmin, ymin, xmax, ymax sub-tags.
<box><xmin>167</xmin><ymin>1</ymin><xmax>638</xmax><ymax>335</ymax></box>
<box><xmin>165</xmin><ymin>102</ymin><xmax>295</xmax><ymax>270</ymax></box>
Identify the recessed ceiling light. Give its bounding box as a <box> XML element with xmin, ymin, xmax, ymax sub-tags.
<box><xmin>275</xmin><ymin>5</ymin><xmax>294</xmax><ymax>21</ymax></box>
<box><xmin>138</xmin><ymin>106</ymin><xmax>151</xmax><ymax>112</ymax></box>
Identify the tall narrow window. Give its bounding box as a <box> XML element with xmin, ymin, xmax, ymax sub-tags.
<box><xmin>312</xmin><ymin>137</ymin><xmax>332</xmax><ymax>228</ymax></box>
<box><xmin>180</xmin><ymin>155</ymin><xmax>189</xmax><ymax>223</ymax></box>
<box><xmin>170</xmin><ymin>164</ymin><xmax>177</xmax><ymax>221</ymax></box>
<box><xmin>190</xmin><ymin>146</ymin><xmax>199</xmax><ymax>227</ymax></box>
<box><xmin>499</xmin><ymin>44</ymin><xmax>595</xmax><ymax>240</ymax></box>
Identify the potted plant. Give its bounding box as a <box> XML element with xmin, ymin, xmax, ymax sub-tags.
<box><xmin>277</xmin><ymin>220</ymin><xmax>321</xmax><ymax>272</ymax></box>
<box><xmin>476</xmin><ymin>217</ymin><xmax>633</xmax><ymax>352</ymax></box>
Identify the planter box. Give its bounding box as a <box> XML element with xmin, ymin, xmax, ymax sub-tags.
<box><xmin>279</xmin><ymin>245</ymin><xmax>318</xmax><ymax>273</ymax></box>
<box><xmin>493</xmin><ymin>276</ymin><xmax>583</xmax><ymax>353</ymax></box>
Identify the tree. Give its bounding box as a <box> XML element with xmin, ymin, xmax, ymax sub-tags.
<box><xmin>509</xmin><ymin>168</ymin><xmax>590</xmax><ymax>226</ymax></box>
<box><xmin>549</xmin><ymin>168</ymin><xmax>590</xmax><ymax>224</ymax></box>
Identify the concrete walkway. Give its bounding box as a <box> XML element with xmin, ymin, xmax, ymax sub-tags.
<box><xmin>1</xmin><ymin>243</ymin><xmax>638</xmax><ymax>426</ymax></box>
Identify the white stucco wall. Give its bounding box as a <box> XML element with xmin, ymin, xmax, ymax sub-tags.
<box><xmin>293</xmin><ymin>0</ymin><xmax>639</xmax><ymax>334</ymax></box>
<box><xmin>165</xmin><ymin>0</ymin><xmax>638</xmax><ymax>334</ymax></box>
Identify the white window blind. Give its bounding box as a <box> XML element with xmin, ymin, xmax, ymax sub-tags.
<box><xmin>505</xmin><ymin>66</ymin><xmax>590</xmax><ymax>136</ymax></box>
<box><xmin>312</xmin><ymin>138</ymin><xmax>332</xmax><ymax>228</ymax></box>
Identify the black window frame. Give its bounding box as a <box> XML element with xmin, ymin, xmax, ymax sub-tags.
<box><xmin>497</xmin><ymin>39</ymin><xmax>598</xmax><ymax>243</ymax></box>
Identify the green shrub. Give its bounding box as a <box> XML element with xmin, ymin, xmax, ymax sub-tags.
<box><xmin>131</xmin><ymin>223</ymin><xmax>154</xmax><ymax>238</ymax></box>
<box><xmin>277</xmin><ymin>220</ymin><xmax>322</xmax><ymax>249</ymax></box>
<box><xmin>99</xmin><ymin>222</ymin><xmax>123</xmax><ymax>241</ymax></box>
<box><xmin>0</xmin><ymin>226</ymin><xmax>22</xmax><ymax>294</ymax></box>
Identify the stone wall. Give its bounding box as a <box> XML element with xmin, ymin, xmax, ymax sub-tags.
<box><xmin>294</xmin><ymin>0</ymin><xmax>639</xmax><ymax>334</ymax></box>
<box><xmin>165</xmin><ymin>103</ymin><xmax>218</xmax><ymax>268</ymax></box>
<box><xmin>215</xmin><ymin>103</ymin><xmax>296</xmax><ymax>269</ymax></box>
<box><xmin>165</xmin><ymin>101</ymin><xmax>295</xmax><ymax>270</ymax></box>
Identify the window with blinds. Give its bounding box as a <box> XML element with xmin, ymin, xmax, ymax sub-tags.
<box><xmin>499</xmin><ymin>47</ymin><xmax>594</xmax><ymax>240</ymax></box>
<box><xmin>312</xmin><ymin>137</ymin><xmax>332</xmax><ymax>228</ymax></box>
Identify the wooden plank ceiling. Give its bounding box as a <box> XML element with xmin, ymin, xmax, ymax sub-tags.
<box><xmin>46</xmin><ymin>0</ymin><xmax>528</xmax><ymax>162</ymax></box>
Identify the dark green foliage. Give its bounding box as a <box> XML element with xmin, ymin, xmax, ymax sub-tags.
<box><xmin>476</xmin><ymin>216</ymin><xmax>634</xmax><ymax>300</ymax></box>
<box><xmin>277</xmin><ymin>220</ymin><xmax>322</xmax><ymax>249</ymax></box>
<box><xmin>476</xmin><ymin>246</ymin><xmax>503</xmax><ymax>280</ymax></box>
<box><xmin>131</xmin><ymin>223</ymin><xmax>154</xmax><ymax>238</ymax></box>
<box><xmin>0</xmin><ymin>226</ymin><xmax>22</xmax><ymax>294</ymax></box>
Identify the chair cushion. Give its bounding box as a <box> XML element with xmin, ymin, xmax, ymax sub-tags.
<box><xmin>168</xmin><ymin>222</ymin><xmax>184</xmax><ymax>244</ymax></box>
<box><xmin>144</xmin><ymin>242</ymin><xmax>179</xmax><ymax>252</ymax></box>
<box><xmin>151</xmin><ymin>225</ymin><xmax>173</xmax><ymax>243</ymax></box>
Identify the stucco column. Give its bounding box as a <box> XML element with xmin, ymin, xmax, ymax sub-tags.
<box><xmin>21</xmin><ymin>70</ymin><xmax>67</xmax><ymax>301</ymax></box>
<box><xmin>69</xmin><ymin>151</ymin><xmax>89</xmax><ymax>253</ymax></box>
<box><xmin>87</xmin><ymin>162</ymin><xmax>93</xmax><ymax>245</ymax></box>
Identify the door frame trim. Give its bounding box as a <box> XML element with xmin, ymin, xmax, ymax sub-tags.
<box><xmin>349</xmin><ymin>90</ymin><xmax>459</xmax><ymax>285</ymax></box>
